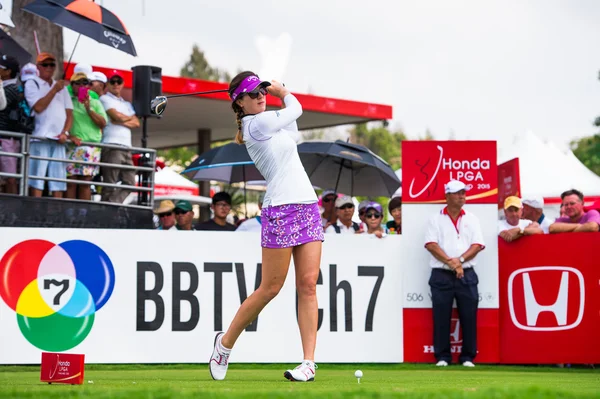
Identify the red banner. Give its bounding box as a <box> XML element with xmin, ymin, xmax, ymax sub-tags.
<box><xmin>40</xmin><ymin>352</ymin><xmax>85</xmax><ymax>384</ymax></box>
<box><xmin>497</xmin><ymin>158</ymin><xmax>521</xmax><ymax>209</ymax></box>
<box><xmin>403</xmin><ymin>308</ymin><xmax>499</xmax><ymax>363</ymax></box>
<box><xmin>499</xmin><ymin>234</ymin><xmax>600</xmax><ymax>364</ymax></box>
<box><xmin>402</xmin><ymin>141</ymin><xmax>497</xmax><ymax>204</ymax></box>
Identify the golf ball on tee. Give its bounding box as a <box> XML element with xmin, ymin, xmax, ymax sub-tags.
<box><xmin>355</xmin><ymin>370</ymin><xmax>363</xmax><ymax>378</ymax></box>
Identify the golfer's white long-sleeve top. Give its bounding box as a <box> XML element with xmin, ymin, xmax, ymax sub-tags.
<box><xmin>242</xmin><ymin>94</ymin><xmax>317</xmax><ymax>207</ymax></box>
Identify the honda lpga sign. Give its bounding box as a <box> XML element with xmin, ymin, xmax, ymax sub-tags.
<box><xmin>499</xmin><ymin>234</ymin><xmax>600</xmax><ymax>364</ymax></box>
<box><xmin>402</xmin><ymin>141</ymin><xmax>497</xmax><ymax>204</ymax></box>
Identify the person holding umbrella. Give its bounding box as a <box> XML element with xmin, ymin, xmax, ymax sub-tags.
<box><xmin>209</xmin><ymin>72</ymin><xmax>323</xmax><ymax>382</ymax></box>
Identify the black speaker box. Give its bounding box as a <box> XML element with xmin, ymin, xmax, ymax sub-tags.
<box><xmin>132</xmin><ymin>65</ymin><xmax>162</xmax><ymax>117</ymax></box>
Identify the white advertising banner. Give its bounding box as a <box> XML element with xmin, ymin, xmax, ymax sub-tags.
<box><xmin>0</xmin><ymin>228</ymin><xmax>402</xmax><ymax>364</ymax></box>
<box><xmin>401</xmin><ymin>204</ymin><xmax>499</xmax><ymax>309</ymax></box>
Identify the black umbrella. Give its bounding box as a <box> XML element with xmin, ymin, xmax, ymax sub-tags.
<box><xmin>298</xmin><ymin>140</ymin><xmax>400</xmax><ymax>196</ymax></box>
<box><xmin>182</xmin><ymin>143</ymin><xmax>264</xmax><ymax>217</ymax></box>
<box><xmin>22</xmin><ymin>0</ymin><xmax>137</xmax><ymax>76</ymax></box>
<box><xmin>0</xmin><ymin>30</ymin><xmax>33</xmax><ymax>67</ymax></box>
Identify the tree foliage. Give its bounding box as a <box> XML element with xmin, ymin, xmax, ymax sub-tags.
<box><xmin>349</xmin><ymin>122</ymin><xmax>407</xmax><ymax>170</ymax></box>
<box><xmin>570</xmin><ymin>134</ymin><xmax>600</xmax><ymax>177</ymax></box>
<box><xmin>180</xmin><ymin>44</ymin><xmax>231</xmax><ymax>82</ymax></box>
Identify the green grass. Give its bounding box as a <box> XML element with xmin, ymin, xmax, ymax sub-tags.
<box><xmin>0</xmin><ymin>364</ymin><xmax>598</xmax><ymax>399</ymax></box>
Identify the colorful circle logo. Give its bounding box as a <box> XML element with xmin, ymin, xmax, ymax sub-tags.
<box><xmin>0</xmin><ymin>239</ymin><xmax>115</xmax><ymax>351</ymax></box>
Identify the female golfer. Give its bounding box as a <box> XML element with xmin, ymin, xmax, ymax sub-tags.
<box><xmin>209</xmin><ymin>72</ymin><xmax>323</xmax><ymax>382</ymax></box>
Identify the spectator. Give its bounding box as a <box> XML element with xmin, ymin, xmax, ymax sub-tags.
<box><xmin>320</xmin><ymin>189</ymin><xmax>337</xmax><ymax>229</ymax></box>
<box><xmin>25</xmin><ymin>52</ymin><xmax>73</xmax><ymax>198</ymax></box>
<box><xmin>65</xmin><ymin>72</ymin><xmax>107</xmax><ymax>200</ymax></box>
<box><xmin>236</xmin><ymin>194</ymin><xmax>263</xmax><ymax>232</ymax></box>
<box><xmin>88</xmin><ymin>72</ymin><xmax>107</xmax><ymax>97</ymax></box>
<box><xmin>363</xmin><ymin>201</ymin><xmax>385</xmax><ymax>238</ymax></box>
<box><xmin>100</xmin><ymin>71</ymin><xmax>139</xmax><ymax>203</ymax></box>
<box><xmin>424</xmin><ymin>180</ymin><xmax>485</xmax><ymax>367</ymax></box>
<box><xmin>498</xmin><ymin>196</ymin><xmax>543</xmax><ymax>242</ymax></box>
<box><xmin>174</xmin><ymin>200</ymin><xmax>196</xmax><ymax>231</ymax></box>
<box><xmin>325</xmin><ymin>195</ymin><xmax>359</xmax><ymax>234</ymax></box>
<box><xmin>358</xmin><ymin>199</ymin><xmax>370</xmax><ymax>223</ymax></box>
<box><xmin>386</xmin><ymin>196</ymin><xmax>402</xmax><ymax>234</ymax></box>
<box><xmin>154</xmin><ymin>200</ymin><xmax>176</xmax><ymax>230</ymax></box>
<box><xmin>197</xmin><ymin>192</ymin><xmax>236</xmax><ymax>231</ymax></box>
<box><xmin>549</xmin><ymin>189</ymin><xmax>600</xmax><ymax>233</ymax></box>
<box><xmin>0</xmin><ymin>55</ymin><xmax>21</xmax><ymax>194</ymax></box>
<box><xmin>521</xmin><ymin>196</ymin><xmax>553</xmax><ymax>234</ymax></box>
<box><xmin>73</xmin><ymin>63</ymin><xmax>93</xmax><ymax>79</ymax></box>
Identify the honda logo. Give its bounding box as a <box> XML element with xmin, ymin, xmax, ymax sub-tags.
<box><xmin>508</xmin><ymin>267</ymin><xmax>585</xmax><ymax>331</ymax></box>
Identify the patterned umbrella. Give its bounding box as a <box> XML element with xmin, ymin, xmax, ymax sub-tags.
<box><xmin>22</xmin><ymin>0</ymin><xmax>137</xmax><ymax>58</ymax></box>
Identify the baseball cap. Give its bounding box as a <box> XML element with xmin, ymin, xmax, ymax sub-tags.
<box><xmin>504</xmin><ymin>196</ymin><xmax>523</xmax><ymax>210</ymax></box>
<box><xmin>335</xmin><ymin>195</ymin><xmax>353</xmax><ymax>208</ymax></box>
<box><xmin>70</xmin><ymin>72</ymin><xmax>88</xmax><ymax>82</ymax></box>
<box><xmin>174</xmin><ymin>200</ymin><xmax>193</xmax><ymax>212</ymax></box>
<box><xmin>89</xmin><ymin>71</ymin><xmax>107</xmax><ymax>83</ymax></box>
<box><xmin>154</xmin><ymin>200</ymin><xmax>175</xmax><ymax>214</ymax></box>
<box><xmin>20</xmin><ymin>63</ymin><xmax>38</xmax><ymax>82</ymax></box>
<box><xmin>74</xmin><ymin>63</ymin><xmax>93</xmax><ymax>78</ymax></box>
<box><xmin>36</xmin><ymin>52</ymin><xmax>55</xmax><ymax>63</ymax></box>
<box><xmin>108</xmin><ymin>69</ymin><xmax>124</xmax><ymax>80</ymax></box>
<box><xmin>365</xmin><ymin>201</ymin><xmax>383</xmax><ymax>214</ymax></box>
<box><xmin>444</xmin><ymin>180</ymin><xmax>467</xmax><ymax>194</ymax></box>
<box><xmin>522</xmin><ymin>196</ymin><xmax>544</xmax><ymax>210</ymax></box>
<box><xmin>0</xmin><ymin>55</ymin><xmax>19</xmax><ymax>72</ymax></box>
<box><xmin>358</xmin><ymin>199</ymin><xmax>371</xmax><ymax>211</ymax></box>
<box><xmin>321</xmin><ymin>189</ymin><xmax>337</xmax><ymax>198</ymax></box>
<box><xmin>230</xmin><ymin>75</ymin><xmax>271</xmax><ymax>101</ymax></box>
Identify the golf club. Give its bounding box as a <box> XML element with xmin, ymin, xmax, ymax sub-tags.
<box><xmin>150</xmin><ymin>89</ymin><xmax>229</xmax><ymax>116</ymax></box>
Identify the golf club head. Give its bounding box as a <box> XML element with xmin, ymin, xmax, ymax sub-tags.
<box><xmin>150</xmin><ymin>96</ymin><xmax>167</xmax><ymax>116</ymax></box>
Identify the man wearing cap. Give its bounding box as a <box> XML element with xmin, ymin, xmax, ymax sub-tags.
<box><xmin>154</xmin><ymin>200</ymin><xmax>177</xmax><ymax>230</ymax></box>
<box><xmin>521</xmin><ymin>196</ymin><xmax>553</xmax><ymax>234</ymax></box>
<box><xmin>424</xmin><ymin>180</ymin><xmax>485</xmax><ymax>368</ymax></box>
<box><xmin>100</xmin><ymin>70</ymin><xmax>140</xmax><ymax>203</ymax></box>
<box><xmin>0</xmin><ymin>55</ymin><xmax>21</xmax><ymax>194</ymax></box>
<box><xmin>25</xmin><ymin>52</ymin><xmax>74</xmax><ymax>198</ymax></box>
<box><xmin>549</xmin><ymin>189</ymin><xmax>600</xmax><ymax>233</ymax></box>
<box><xmin>197</xmin><ymin>191</ymin><xmax>236</xmax><ymax>231</ymax></box>
<box><xmin>174</xmin><ymin>200</ymin><xmax>196</xmax><ymax>231</ymax></box>
<box><xmin>320</xmin><ymin>189</ymin><xmax>338</xmax><ymax>229</ymax></box>
<box><xmin>236</xmin><ymin>194</ymin><xmax>264</xmax><ymax>232</ymax></box>
<box><xmin>89</xmin><ymin>72</ymin><xmax>107</xmax><ymax>97</ymax></box>
<box><xmin>325</xmin><ymin>195</ymin><xmax>360</xmax><ymax>234</ymax></box>
<box><xmin>498</xmin><ymin>196</ymin><xmax>543</xmax><ymax>242</ymax></box>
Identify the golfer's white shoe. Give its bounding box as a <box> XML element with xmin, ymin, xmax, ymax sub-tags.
<box><xmin>462</xmin><ymin>361</ymin><xmax>475</xmax><ymax>368</ymax></box>
<box><xmin>284</xmin><ymin>360</ymin><xmax>316</xmax><ymax>382</ymax></box>
<box><xmin>209</xmin><ymin>332</ymin><xmax>230</xmax><ymax>380</ymax></box>
<box><xmin>436</xmin><ymin>360</ymin><xmax>449</xmax><ymax>367</ymax></box>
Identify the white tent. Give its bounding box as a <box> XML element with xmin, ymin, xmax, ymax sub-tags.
<box><xmin>498</xmin><ymin>131</ymin><xmax>600</xmax><ymax>199</ymax></box>
<box><xmin>154</xmin><ymin>167</ymin><xmax>199</xmax><ymax>196</ymax></box>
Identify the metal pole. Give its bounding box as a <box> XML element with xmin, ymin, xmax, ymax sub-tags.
<box><xmin>22</xmin><ymin>136</ymin><xmax>29</xmax><ymax>196</ymax></box>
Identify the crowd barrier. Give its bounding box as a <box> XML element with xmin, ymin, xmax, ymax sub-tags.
<box><xmin>0</xmin><ymin>227</ymin><xmax>596</xmax><ymax>364</ymax></box>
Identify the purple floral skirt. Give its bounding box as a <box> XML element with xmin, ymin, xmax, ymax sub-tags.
<box><xmin>261</xmin><ymin>203</ymin><xmax>325</xmax><ymax>249</ymax></box>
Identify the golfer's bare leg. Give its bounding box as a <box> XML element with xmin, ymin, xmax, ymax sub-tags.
<box><xmin>293</xmin><ymin>241</ymin><xmax>322</xmax><ymax>361</ymax></box>
<box><xmin>221</xmin><ymin>247</ymin><xmax>293</xmax><ymax>349</ymax></box>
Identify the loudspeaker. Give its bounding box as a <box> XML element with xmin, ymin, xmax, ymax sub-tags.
<box><xmin>132</xmin><ymin>65</ymin><xmax>162</xmax><ymax>117</ymax></box>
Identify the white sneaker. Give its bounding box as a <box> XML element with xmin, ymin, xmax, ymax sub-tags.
<box><xmin>284</xmin><ymin>360</ymin><xmax>316</xmax><ymax>382</ymax></box>
<box><xmin>436</xmin><ymin>360</ymin><xmax>449</xmax><ymax>367</ymax></box>
<box><xmin>463</xmin><ymin>361</ymin><xmax>475</xmax><ymax>367</ymax></box>
<box><xmin>209</xmin><ymin>332</ymin><xmax>231</xmax><ymax>380</ymax></box>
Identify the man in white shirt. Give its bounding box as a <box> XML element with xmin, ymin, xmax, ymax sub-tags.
<box><xmin>498</xmin><ymin>196</ymin><xmax>543</xmax><ymax>242</ymax></box>
<box><xmin>521</xmin><ymin>196</ymin><xmax>553</xmax><ymax>234</ymax></box>
<box><xmin>325</xmin><ymin>195</ymin><xmax>360</xmax><ymax>234</ymax></box>
<box><xmin>424</xmin><ymin>180</ymin><xmax>485</xmax><ymax>368</ymax></box>
<box><xmin>25</xmin><ymin>52</ymin><xmax>75</xmax><ymax>198</ymax></box>
<box><xmin>99</xmin><ymin>71</ymin><xmax>139</xmax><ymax>203</ymax></box>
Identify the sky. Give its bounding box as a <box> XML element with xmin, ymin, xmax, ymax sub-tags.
<box><xmin>61</xmin><ymin>0</ymin><xmax>600</xmax><ymax>150</ymax></box>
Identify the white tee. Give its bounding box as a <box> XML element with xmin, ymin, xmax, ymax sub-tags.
<box><xmin>243</xmin><ymin>94</ymin><xmax>317</xmax><ymax>207</ymax></box>
<box><xmin>25</xmin><ymin>76</ymin><xmax>73</xmax><ymax>139</ymax></box>
<box><xmin>424</xmin><ymin>208</ymin><xmax>485</xmax><ymax>269</ymax></box>
<box><xmin>100</xmin><ymin>92</ymin><xmax>136</xmax><ymax>147</ymax></box>
<box><xmin>498</xmin><ymin>219</ymin><xmax>532</xmax><ymax>234</ymax></box>
<box><xmin>236</xmin><ymin>216</ymin><xmax>262</xmax><ymax>232</ymax></box>
<box><xmin>325</xmin><ymin>221</ymin><xmax>357</xmax><ymax>234</ymax></box>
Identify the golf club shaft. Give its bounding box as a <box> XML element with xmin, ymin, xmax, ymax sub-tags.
<box><xmin>163</xmin><ymin>89</ymin><xmax>229</xmax><ymax>99</ymax></box>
